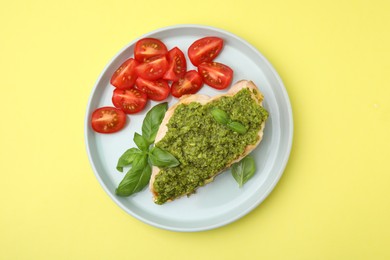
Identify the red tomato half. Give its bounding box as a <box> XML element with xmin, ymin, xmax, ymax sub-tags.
<box><xmin>188</xmin><ymin>37</ymin><xmax>224</xmax><ymax>66</ymax></box>
<box><xmin>110</xmin><ymin>58</ymin><xmax>139</xmax><ymax>89</ymax></box>
<box><xmin>135</xmin><ymin>55</ymin><xmax>168</xmax><ymax>81</ymax></box>
<box><xmin>112</xmin><ymin>88</ymin><xmax>148</xmax><ymax>114</ymax></box>
<box><xmin>163</xmin><ymin>47</ymin><xmax>187</xmax><ymax>82</ymax></box>
<box><xmin>91</xmin><ymin>107</ymin><xmax>127</xmax><ymax>134</ymax></box>
<box><xmin>171</xmin><ymin>70</ymin><xmax>203</xmax><ymax>98</ymax></box>
<box><xmin>198</xmin><ymin>62</ymin><xmax>233</xmax><ymax>90</ymax></box>
<box><xmin>134</xmin><ymin>38</ymin><xmax>168</xmax><ymax>62</ymax></box>
<box><xmin>135</xmin><ymin>78</ymin><xmax>170</xmax><ymax>101</ymax></box>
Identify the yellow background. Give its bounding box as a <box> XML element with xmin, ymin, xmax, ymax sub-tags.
<box><xmin>1</xmin><ymin>0</ymin><xmax>389</xmax><ymax>259</ymax></box>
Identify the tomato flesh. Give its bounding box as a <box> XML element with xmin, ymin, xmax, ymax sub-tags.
<box><xmin>134</xmin><ymin>38</ymin><xmax>168</xmax><ymax>62</ymax></box>
<box><xmin>110</xmin><ymin>58</ymin><xmax>139</xmax><ymax>89</ymax></box>
<box><xmin>163</xmin><ymin>47</ymin><xmax>187</xmax><ymax>82</ymax></box>
<box><xmin>91</xmin><ymin>107</ymin><xmax>127</xmax><ymax>134</ymax></box>
<box><xmin>135</xmin><ymin>78</ymin><xmax>170</xmax><ymax>101</ymax></box>
<box><xmin>171</xmin><ymin>70</ymin><xmax>203</xmax><ymax>98</ymax></box>
<box><xmin>198</xmin><ymin>62</ymin><xmax>233</xmax><ymax>90</ymax></box>
<box><xmin>188</xmin><ymin>37</ymin><xmax>223</xmax><ymax>66</ymax></box>
<box><xmin>135</xmin><ymin>55</ymin><xmax>168</xmax><ymax>81</ymax></box>
<box><xmin>112</xmin><ymin>88</ymin><xmax>148</xmax><ymax>114</ymax></box>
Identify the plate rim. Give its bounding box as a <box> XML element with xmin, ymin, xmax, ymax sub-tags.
<box><xmin>84</xmin><ymin>24</ymin><xmax>294</xmax><ymax>232</ymax></box>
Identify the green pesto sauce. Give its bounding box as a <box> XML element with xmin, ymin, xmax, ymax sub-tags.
<box><xmin>153</xmin><ymin>88</ymin><xmax>269</xmax><ymax>204</ymax></box>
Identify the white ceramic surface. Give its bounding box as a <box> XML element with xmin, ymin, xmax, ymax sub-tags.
<box><xmin>84</xmin><ymin>24</ymin><xmax>293</xmax><ymax>232</ymax></box>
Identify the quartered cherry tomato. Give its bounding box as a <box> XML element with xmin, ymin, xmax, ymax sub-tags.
<box><xmin>135</xmin><ymin>77</ymin><xmax>170</xmax><ymax>101</ymax></box>
<box><xmin>188</xmin><ymin>37</ymin><xmax>224</xmax><ymax>66</ymax></box>
<box><xmin>112</xmin><ymin>88</ymin><xmax>148</xmax><ymax>114</ymax></box>
<box><xmin>198</xmin><ymin>62</ymin><xmax>233</xmax><ymax>89</ymax></box>
<box><xmin>135</xmin><ymin>55</ymin><xmax>168</xmax><ymax>81</ymax></box>
<box><xmin>171</xmin><ymin>70</ymin><xmax>203</xmax><ymax>98</ymax></box>
<box><xmin>91</xmin><ymin>107</ymin><xmax>127</xmax><ymax>134</ymax></box>
<box><xmin>110</xmin><ymin>58</ymin><xmax>139</xmax><ymax>89</ymax></box>
<box><xmin>163</xmin><ymin>47</ymin><xmax>187</xmax><ymax>82</ymax></box>
<box><xmin>134</xmin><ymin>38</ymin><xmax>168</xmax><ymax>62</ymax></box>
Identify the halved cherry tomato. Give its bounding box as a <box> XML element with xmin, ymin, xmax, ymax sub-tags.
<box><xmin>134</xmin><ymin>38</ymin><xmax>168</xmax><ymax>62</ymax></box>
<box><xmin>163</xmin><ymin>47</ymin><xmax>187</xmax><ymax>82</ymax></box>
<box><xmin>171</xmin><ymin>70</ymin><xmax>203</xmax><ymax>98</ymax></box>
<box><xmin>112</xmin><ymin>88</ymin><xmax>147</xmax><ymax>114</ymax></box>
<box><xmin>135</xmin><ymin>78</ymin><xmax>170</xmax><ymax>101</ymax></box>
<box><xmin>135</xmin><ymin>55</ymin><xmax>168</xmax><ymax>81</ymax></box>
<box><xmin>188</xmin><ymin>37</ymin><xmax>224</xmax><ymax>66</ymax></box>
<box><xmin>91</xmin><ymin>107</ymin><xmax>127</xmax><ymax>134</ymax></box>
<box><xmin>198</xmin><ymin>62</ymin><xmax>233</xmax><ymax>90</ymax></box>
<box><xmin>110</xmin><ymin>58</ymin><xmax>139</xmax><ymax>89</ymax></box>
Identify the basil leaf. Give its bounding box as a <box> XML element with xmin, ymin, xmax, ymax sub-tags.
<box><xmin>231</xmin><ymin>156</ymin><xmax>256</xmax><ymax>187</ymax></box>
<box><xmin>149</xmin><ymin>147</ymin><xmax>180</xmax><ymax>168</ymax></box>
<box><xmin>115</xmin><ymin>155</ymin><xmax>151</xmax><ymax>196</ymax></box>
<box><xmin>211</xmin><ymin>108</ymin><xmax>247</xmax><ymax>134</ymax></box>
<box><xmin>142</xmin><ymin>102</ymin><xmax>168</xmax><ymax>144</ymax></box>
<box><xmin>116</xmin><ymin>148</ymin><xmax>143</xmax><ymax>172</ymax></box>
<box><xmin>227</xmin><ymin>121</ymin><xmax>247</xmax><ymax>134</ymax></box>
<box><xmin>134</xmin><ymin>132</ymin><xmax>149</xmax><ymax>151</ymax></box>
<box><xmin>211</xmin><ymin>108</ymin><xmax>230</xmax><ymax>125</ymax></box>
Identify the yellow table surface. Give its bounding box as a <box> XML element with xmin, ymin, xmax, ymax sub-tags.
<box><xmin>1</xmin><ymin>0</ymin><xmax>389</xmax><ymax>259</ymax></box>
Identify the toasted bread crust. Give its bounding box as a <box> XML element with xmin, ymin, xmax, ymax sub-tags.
<box><xmin>149</xmin><ymin>80</ymin><xmax>266</xmax><ymax>202</ymax></box>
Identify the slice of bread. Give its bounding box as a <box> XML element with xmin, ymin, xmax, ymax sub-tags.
<box><xmin>149</xmin><ymin>80</ymin><xmax>268</xmax><ymax>204</ymax></box>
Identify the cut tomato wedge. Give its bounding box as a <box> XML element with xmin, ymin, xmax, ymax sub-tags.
<box><xmin>163</xmin><ymin>47</ymin><xmax>187</xmax><ymax>82</ymax></box>
<box><xmin>134</xmin><ymin>38</ymin><xmax>168</xmax><ymax>62</ymax></box>
<box><xmin>188</xmin><ymin>37</ymin><xmax>224</xmax><ymax>66</ymax></box>
<box><xmin>135</xmin><ymin>55</ymin><xmax>168</xmax><ymax>81</ymax></box>
<box><xmin>91</xmin><ymin>107</ymin><xmax>127</xmax><ymax>134</ymax></box>
<box><xmin>171</xmin><ymin>70</ymin><xmax>203</xmax><ymax>98</ymax></box>
<box><xmin>198</xmin><ymin>62</ymin><xmax>233</xmax><ymax>90</ymax></box>
<box><xmin>110</xmin><ymin>58</ymin><xmax>139</xmax><ymax>89</ymax></box>
<box><xmin>135</xmin><ymin>78</ymin><xmax>170</xmax><ymax>101</ymax></box>
<box><xmin>112</xmin><ymin>88</ymin><xmax>148</xmax><ymax>114</ymax></box>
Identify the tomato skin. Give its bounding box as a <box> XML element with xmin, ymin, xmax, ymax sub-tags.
<box><xmin>135</xmin><ymin>55</ymin><xmax>168</xmax><ymax>81</ymax></box>
<box><xmin>197</xmin><ymin>62</ymin><xmax>233</xmax><ymax>90</ymax></box>
<box><xmin>110</xmin><ymin>58</ymin><xmax>139</xmax><ymax>89</ymax></box>
<box><xmin>134</xmin><ymin>38</ymin><xmax>168</xmax><ymax>62</ymax></box>
<box><xmin>171</xmin><ymin>70</ymin><xmax>203</xmax><ymax>98</ymax></box>
<box><xmin>91</xmin><ymin>107</ymin><xmax>127</xmax><ymax>134</ymax></box>
<box><xmin>112</xmin><ymin>88</ymin><xmax>148</xmax><ymax>114</ymax></box>
<box><xmin>188</xmin><ymin>37</ymin><xmax>224</xmax><ymax>66</ymax></box>
<box><xmin>135</xmin><ymin>77</ymin><xmax>170</xmax><ymax>101</ymax></box>
<box><xmin>163</xmin><ymin>47</ymin><xmax>187</xmax><ymax>82</ymax></box>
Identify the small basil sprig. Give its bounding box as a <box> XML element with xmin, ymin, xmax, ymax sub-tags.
<box><xmin>231</xmin><ymin>155</ymin><xmax>256</xmax><ymax>188</ymax></box>
<box><xmin>115</xmin><ymin>102</ymin><xmax>180</xmax><ymax>197</ymax></box>
<box><xmin>211</xmin><ymin>108</ymin><xmax>247</xmax><ymax>134</ymax></box>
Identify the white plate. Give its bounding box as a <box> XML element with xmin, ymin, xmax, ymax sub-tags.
<box><xmin>85</xmin><ymin>24</ymin><xmax>293</xmax><ymax>232</ymax></box>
